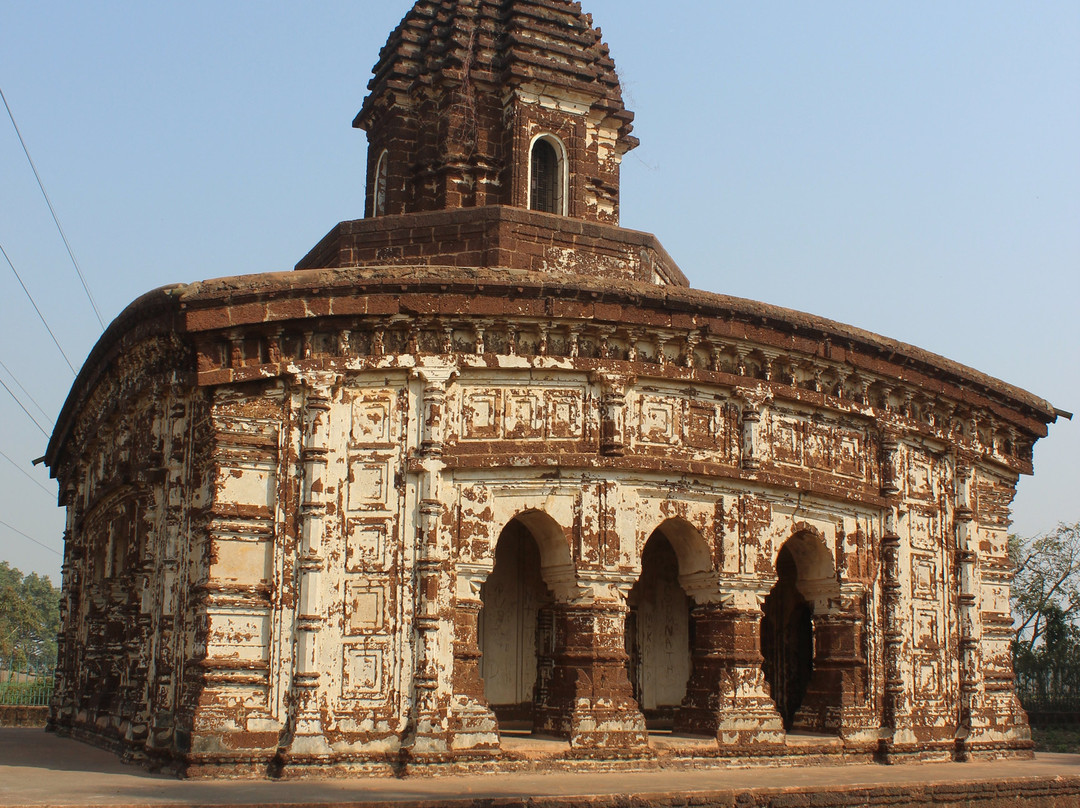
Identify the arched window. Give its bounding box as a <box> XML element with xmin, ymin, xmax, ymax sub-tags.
<box><xmin>529</xmin><ymin>136</ymin><xmax>565</xmax><ymax>214</ymax></box>
<box><xmin>373</xmin><ymin>149</ymin><xmax>389</xmax><ymax>216</ymax></box>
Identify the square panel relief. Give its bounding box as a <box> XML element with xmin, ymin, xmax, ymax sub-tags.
<box><xmin>770</xmin><ymin>413</ymin><xmax>804</xmax><ymax>466</ymax></box>
<box><xmin>504</xmin><ymin>390</ymin><xmax>542</xmax><ymax>439</ymax></box>
<box><xmin>909</xmin><ymin>510</ymin><xmax>940</xmax><ymax>551</ymax></box>
<box><xmin>914</xmin><ymin>656</ymin><xmax>941</xmax><ymax>699</ymax></box>
<box><xmin>347</xmin><ymin>458</ymin><xmax>391</xmax><ymax>512</ymax></box>
<box><xmin>914</xmin><ymin>608</ymin><xmax>939</xmax><ymax>650</ymax></box>
<box><xmin>351</xmin><ymin>393</ymin><xmax>394</xmax><ymax>445</ymax></box>
<box><xmin>547</xmin><ymin>390</ymin><xmax>583</xmax><ymax>439</ymax></box>
<box><xmin>346</xmin><ymin>519</ymin><xmax>388</xmax><ymax>572</ymax></box>
<box><xmin>912</xmin><ymin>555</ymin><xmax>938</xmax><ymax>600</ymax></box>
<box><xmin>460</xmin><ymin>389</ymin><xmax>501</xmax><ymax>440</ymax></box>
<box><xmin>907</xmin><ymin>456</ymin><xmax>936</xmax><ymax>501</ymax></box>
<box><xmin>342</xmin><ymin>644</ymin><xmax>388</xmax><ymax>701</ymax></box>
<box><xmin>345</xmin><ymin>579</ymin><xmax>388</xmax><ymax>635</ymax></box>
<box><xmin>639</xmin><ymin>396</ymin><xmax>677</xmax><ymax>445</ymax></box>
<box><xmin>835</xmin><ymin>429</ymin><xmax>866</xmax><ymax>479</ymax></box>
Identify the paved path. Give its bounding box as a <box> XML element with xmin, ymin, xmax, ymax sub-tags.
<box><xmin>1</xmin><ymin>728</ymin><xmax>1078</xmax><ymax>807</ymax></box>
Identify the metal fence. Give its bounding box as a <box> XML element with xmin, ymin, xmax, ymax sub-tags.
<box><xmin>0</xmin><ymin>668</ymin><xmax>55</xmax><ymax>707</ymax></box>
<box><xmin>1015</xmin><ymin>659</ymin><xmax>1080</xmax><ymax>715</ymax></box>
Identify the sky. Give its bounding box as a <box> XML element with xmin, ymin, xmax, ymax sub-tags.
<box><xmin>0</xmin><ymin>1</ymin><xmax>1077</xmax><ymax>584</ymax></box>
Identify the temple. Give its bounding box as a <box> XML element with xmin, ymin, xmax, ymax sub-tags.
<box><xmin>45</xmin><ymin>0</ymin><xmax>1063</xmax><ymax>776</ymax></box>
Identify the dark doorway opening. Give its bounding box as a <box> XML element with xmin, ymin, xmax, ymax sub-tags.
<box><xmin>478</xmin><ymin>519</ymin><xmax>554</xmax><ymax>731</ymax></box>
<box><xmin>626</xmin><ymin>532</ymin><xmax>692</xmax><ymax>730</ymax></box>
<box><xmin>760</xmin><ymin>545</ymin><xmax>814</xmax><ymax>730</ymax></box>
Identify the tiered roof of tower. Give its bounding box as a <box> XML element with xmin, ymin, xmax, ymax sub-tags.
<box><xmin>355</xmin><ymin>0</ymin><xmax>637</xmax><ymax>152</ymax></box>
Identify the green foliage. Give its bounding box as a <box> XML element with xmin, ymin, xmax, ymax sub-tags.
<box><xmin>0</xmin><ymin>561</ymin><xmax>60</xmax><ymax>673</ymax></box>
<box><xmin>1010</xmin><ymin>522</ymin><xmax>1080</xmax><ymax>655</ymax></box>
<box><xmin>1011</xmin><ymin>523</ymin><xmax>1080</xmax><ymax>712</ymax></box>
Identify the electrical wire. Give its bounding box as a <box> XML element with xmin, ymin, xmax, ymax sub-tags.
<box><xmin>0</xmin><ymin>359</ymin><xmax>53</xmax><ymax>422</ymax></box>
<box><xmin>1</xmin><ymin>241</ymin><xmax>78</xmax><ymax>375</ymax></box>
<box><xmin>0</xmin><ymin>376</ymin><xmax>50</xmax><ymax>438</ymax></box>
<box><xmin>0</xmin><ymin>448</ymin><xmax>53</xmax><ymax>497</ymax></box>
<box><xmin>0</xmin><ymin>518</ymin><xmax>61</xmax><ymax>556</ymax></box>
<box><xmin>0</xmin><ymin>83</ymin><xmax>105</xmax><ymax>331</ymax></box>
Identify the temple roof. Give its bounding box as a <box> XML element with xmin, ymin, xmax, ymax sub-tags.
<box><xmin>354</xmin><ymin>0</ymin><xmax>636</xmax><ymax>150</ymax></box>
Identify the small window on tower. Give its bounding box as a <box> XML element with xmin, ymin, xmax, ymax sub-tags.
<box><xmin>374</xmin><ymin>150</ymin><xmax>389</xmax><ymax>216</ymax></box>
<box><xmin>530</xmin><ymin>137</ymin><xmax>564</xmax><ymax>214</ymax></box>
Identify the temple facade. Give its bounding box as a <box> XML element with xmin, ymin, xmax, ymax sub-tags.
<box><xmin>45</xmin><ymin>0</ymin><xmax>1062</xmax><ymax>776</ymax></box>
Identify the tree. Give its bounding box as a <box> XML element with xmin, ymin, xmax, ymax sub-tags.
<box><xmin>0</xmin><ymin>562</ymin><xmax>60</xmax><ymax>673</ymax></box>
<box><xmin>1010</xmin><ymin>522</ymin><xmax>1080</xmax><ymax>656</ymax></box>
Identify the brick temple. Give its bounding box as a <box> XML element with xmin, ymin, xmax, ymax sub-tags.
<box><xmin>45</xmin><ymin>0</ymin><xmax>1063</xmax><ymax>776</ymax></box>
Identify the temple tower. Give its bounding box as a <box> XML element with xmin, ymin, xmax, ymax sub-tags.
<box><xmin>355</xmin><ymin>0</ymin><xmax>637</xmax><ymax>223</ymax></box>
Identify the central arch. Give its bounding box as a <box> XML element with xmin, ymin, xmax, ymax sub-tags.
<box><xmin>760</xmin><ymin>530</ymin><xmax>839</xmax><ymax>733</ymax></box>
<box><xmin>477</xmin><ymin>511</ymin><xmax>571</xmax><ymax>733</ymax></box>
<box><xmin>626</xmin><ymin>518</ymin><xmax>709</xmax><ymax>730</ymax></box>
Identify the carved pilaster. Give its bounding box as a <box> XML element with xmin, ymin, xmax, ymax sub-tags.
<box><xmin>881</xmin><ymin>433</ymin><xmax>902</xmax><ymax>497</ymax></box>
<box><xmin>736</xmin><ymin>386</ymin><xmax>772</xmax><ymax>471</ymax></box>
<box><xmin>880</xmin><ymin>519</ymin><xmax>910</xmax><ymax>751</ymax></box>
<box><xmin>286</xmin><ymin>386</ymin><xmax>332</xmax><ymax>757</ymax></box>
<box><xmin>593</xmin><ymin>371</ymin><xmax>632</xmax><ymax>457</ymax></box>
<box><xmin>953</xmin><ymin>461</ymin><xmax>985</xmax><ymax>757</ymax></box>
<box><xmin>793</xmin><ymin>582</ymin><xmax>875</xmax><ymax>741</ymax></box>
<box><xmin>405</xmin><ymin>364</ymin><xmax>458</xmax><ymax>756</ymax></box>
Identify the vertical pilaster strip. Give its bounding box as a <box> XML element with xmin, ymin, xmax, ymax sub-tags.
<box><xmin>288</xmin><ymin>386</ymin><xmax>331</xmax><ymax>756</ymax></box>
<box><xmin>880</xmin><ymin>514</ymin><xmax>908</xmax><ymax>751</ymax></box>
<box><xmin>405</xmin><ymin>364</ymin><xmax>457</xmax><ymax>756</ymax></box>
<box><xmin>954</xmin><ymin>460</ymin><xmax>981</xmax><ymax>757</ymax></box>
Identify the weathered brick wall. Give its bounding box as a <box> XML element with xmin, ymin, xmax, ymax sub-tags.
<box><xmin>296</xmin><ymin>205</ymin><xmax>687</xmax><ymax>287</ymax></box>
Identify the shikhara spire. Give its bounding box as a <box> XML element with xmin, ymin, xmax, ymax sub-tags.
<box><xmin>354</xmin><ymin>0</ymin><xmax>636</xmax><ymax>222</ymax></box>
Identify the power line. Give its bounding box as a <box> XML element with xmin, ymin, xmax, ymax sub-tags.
<box><xmin>0</xmin><ymin>83</ymin><xmax>106</xmax><ymax>331</ymax></box>
<box><xmin>0</xmin><ymin>518</ymin><xmax>61</xmax><ymax>557</ymax></box>
<box><xmin>0</xmin><ymin>448</ymin><xmax>53</xmax><ymax>497</ymax></box>
<box><xmin>0</xmin><ymin>244</ymin><xmax>77</xmax><ymax>375</ymax></box>
<box><xmin>0</xmin><ymin>359</ymin><xmax>53</xmax><ymax>422</ymax></box>
<box><xmin>0</xmin><ymin>375</ymin><xmax>50</xmax><ymax>438</ymax></box>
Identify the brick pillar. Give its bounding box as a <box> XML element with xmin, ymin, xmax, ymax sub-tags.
<box><xmin>674</xmin><ymin>579</ymin><xmax>784</xmax><ymax>746</ymax></box>
<box><xmin>534</xmin><ymin>581</ymin><xmax>647</xmax><ymax>751</ymax></box>
<box><xmin>448</xmin><ymin>564</ymin><xmax>499</xmax><ymax>752</ymax></box>
<box><xmin>793</xmin><ymin>584</ymin><xmax>874</xmax><ymax>740</ymax></box>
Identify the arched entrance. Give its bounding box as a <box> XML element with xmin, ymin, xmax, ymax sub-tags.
<box><xmin>760</xmin><ymin>530</ymin><xmax>844</xmax><ymax>735</ymax></box>
<box><xmin>760</xmin><ymin>545</ymin><xmax>814</xmax><ymax>729</ymax></box>
<box><xmin>626</xmin><ymin>519</ymin><xmax>710</xmax><ymax>730</ymax></box>
<box><xmin>478</xmin><ymin>517</ymin><xmax>555</xmax><ymax>731</ymax></box>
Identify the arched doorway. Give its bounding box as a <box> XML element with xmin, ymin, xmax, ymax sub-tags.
<box><xmin>760</xmin><ymin>531</ymin><xmax>842</xmax><ymax>734</ymax></box>
<box><xmin>760</xmin><ymin>545</ymin><xmax>814</xmax><ymax>730</ymax></box>
<box><xmin>477</xmin><ymin>517</ymin><xmax>556</xmax><ymax>731</ymax></box>
<box><xmin>626</xmin><ymin>524</ymin><xmax>698</xmax><ymax>729</ymax></box>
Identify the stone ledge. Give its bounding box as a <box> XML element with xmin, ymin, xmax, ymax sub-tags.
<box><xmin>0</xmin><ymin>706</ymin><xmax>47</xmax><ymax>727</ymax></box>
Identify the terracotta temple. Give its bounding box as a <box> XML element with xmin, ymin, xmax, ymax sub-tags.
<box><xmin>44</xmin><ymin>0</ymin><xmax>1065</xmax><ymax>776</ymax></box>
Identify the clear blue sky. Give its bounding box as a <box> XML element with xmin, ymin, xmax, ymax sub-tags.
<box><xmin>1</xmin><ymin>1</ymin><xmax>1077</xmax><ymax>583</ymax></box>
